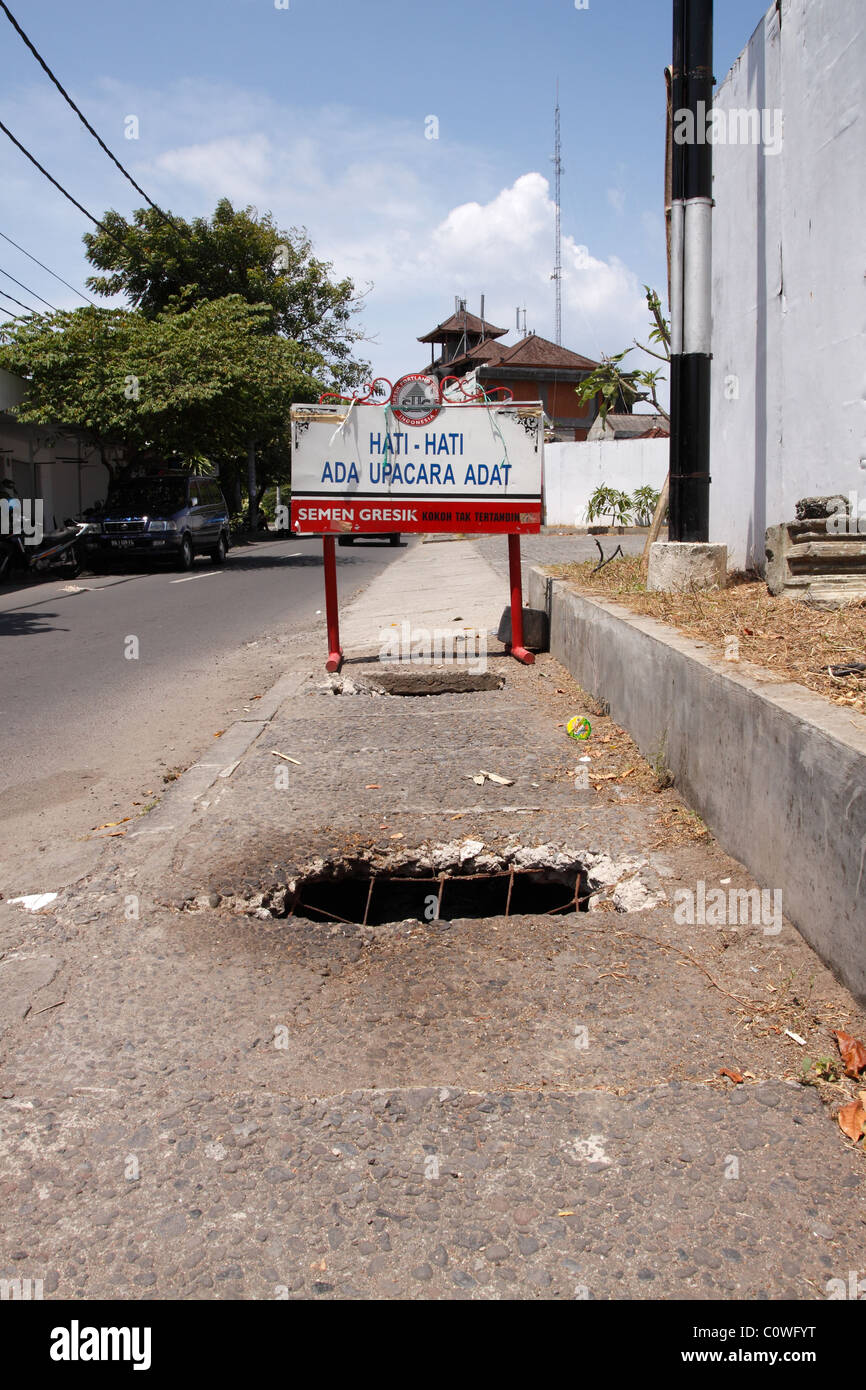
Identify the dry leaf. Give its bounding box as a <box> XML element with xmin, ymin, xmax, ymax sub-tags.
<box><xmin>837</xmin><ymin>1098</ymin><xmax>866</xmax><ymax>1144</ymax></box>
<box><xmin>719</xmin><ymin>1067</ymin><xmax>744</xmax><ymax>1084</ymax></box>
<box><xmin>834</xmin><ymin>1029</ymin><xmax>866</xmax><ymax>1078</ymax></box>
<box><xmin>213</xmin><ymin>730</ymin><xmax>225</xmax><ymax>737</ymax></box>
<box><xmin>365</xmin><ymin>784</ymin><xmax>380</xmax><ymax>789</ymax></box>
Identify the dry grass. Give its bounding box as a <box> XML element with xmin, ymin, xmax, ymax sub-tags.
<box><xmin>549</xmin><ymin>556</ymin><xmax>866</xmax><ymax>717</ymax></box>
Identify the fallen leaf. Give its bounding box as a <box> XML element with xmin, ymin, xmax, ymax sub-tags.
<box><xmin>213</xmin><ymin>730</ymin><xmax>225</xmax><ymax>738</ymax></box>
<box><xmin>365</xmin><ymin>784</ymin><xmax>381</xmax><ymax>789</ymax></box>
<box><xmin>557</xmin><ymin>1209</ymin><xmax>575</xmax><ymax>1217</ymax></box>
<box><xmin>837</xmin><ymin>1098</ymin><xmax>866</xmax><ymax>1144</ymax></box>
<box><xmin>93</xmin><ymin>818</ymin><xmax>131</xmax><ymax>830</ymax></box>
<box><xmin>390</xmin><ymin>832</ymin><xmax>404</xmax><ymax>839</ymax></box>
<box><xmin>719</xmin><ymin>1068</ymin><xmax>744</xmax><ymax>1084</ymax></box>
<box><xmin>834</xmin><ymin>1029</ymin><xmax>866</xmax><ymax>1078</ymax></box>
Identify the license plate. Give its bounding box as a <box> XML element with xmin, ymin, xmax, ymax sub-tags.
<box><xmin>112</xmin><ymin>538</ymin><xmax>136</xmax><ymax>548</ymax></box>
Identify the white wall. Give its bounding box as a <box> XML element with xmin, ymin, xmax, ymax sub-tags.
<box><xmin>710</xmin><ymin>0</ymin><xmax>865</xmax><ymax>569</ymax></box>
<box><xmin>0</xmin><ymin>367</ymin><xmax>25</xmax><ymax>412</ymax></box>
<box><xmin>543</xmin><ymin>437</ymin><xmax>669</xmax><ymax>527</ymax></box>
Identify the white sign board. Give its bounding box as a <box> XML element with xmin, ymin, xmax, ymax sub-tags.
<box><xmin>290</xmin><ymin>399</ymin><xmax>543</xmax><ymax>535</ymax></box>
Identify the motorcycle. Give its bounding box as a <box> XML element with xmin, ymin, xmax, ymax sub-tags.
<box><xmin>0</xmin><ymin>518</ymin><xmax>98</xmax><ymax>583</ymax></box>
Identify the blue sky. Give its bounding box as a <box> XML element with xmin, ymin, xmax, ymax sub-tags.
<box><xmin>0</xmin><ymin>0</ymin><xmax>771</xmax><ymax>384</ymax></box>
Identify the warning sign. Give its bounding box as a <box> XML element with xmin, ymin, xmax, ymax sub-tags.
<box><xmin>290</xmin><ymin>399</ymin><xmax>543</xmax><ymax>536</ymax></box>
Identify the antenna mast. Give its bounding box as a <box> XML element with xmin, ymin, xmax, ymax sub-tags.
<box><xmin>552</xmin><ymin>81</ymin><xmax>563</xmax><ymax>345</ymax></box>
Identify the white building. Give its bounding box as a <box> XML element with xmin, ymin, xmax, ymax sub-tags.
<box><xmin>710</xmin><ymin>0</ymin><xmax>865</xmax><ymax>570</ymax></box>
<box><xmin>0</xmin><ymin>368</ymin><xmax>112</xmax><ymax>528</ymax></box>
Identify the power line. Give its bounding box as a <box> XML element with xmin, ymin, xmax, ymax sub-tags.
<box><xmin>0</xmin><ymin>264</ymin><xmax>57</xmax><ymax>311</ymax></box>
<box><xmin>0</xmin><ymin>287</ymin><xmax>39</xmax><ymax>314</ymax></box>
<box><xmin>0</xmin><ymin>229</ymin><xmax>96</xmax><ymax>304</ymax></box>
<box><xmin>0</xmin><ymin>0</ymin><xmax>177</xmax><ymax>230</ymax></box>
<box><xmin>0</xmin><ymin>117</ymin><xmax>109</xmax><ymax>231</ymax></box>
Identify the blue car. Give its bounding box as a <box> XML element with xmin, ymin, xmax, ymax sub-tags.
<box><xmin>87</xmin><ymin>472</ymin><xmax>231</xmax><ymax>571</ymax></box>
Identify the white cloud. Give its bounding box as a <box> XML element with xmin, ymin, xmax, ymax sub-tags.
<box><xmin>0</xmin><ymin>75</ymin><xmax>663</xmax><ymax>383</ymax></box>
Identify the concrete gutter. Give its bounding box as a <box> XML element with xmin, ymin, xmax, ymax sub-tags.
<box><xmin>528</xmin><ymin>567</ymin><xmax>866</xmax><ymax>1002</ymax></box>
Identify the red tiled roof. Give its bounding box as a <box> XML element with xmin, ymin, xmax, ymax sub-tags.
<box><xmin>494</xmin><ymin>334</ymin><xmax>599</xmax><ymax>371</ymax></box>
<box><xmin>444</xmin><ymin>339</ymin><xmax>511</xmax><ymax>372</ymax></box>
<box><xmin>418</xmin><ymin>310</ymin><xmax>507</xmax><ymax>343</ymax></box>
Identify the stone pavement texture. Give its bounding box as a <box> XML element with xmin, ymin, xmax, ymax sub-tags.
<box><xmin>0</xmin><ymin>539</ymin><xmax>863</xmax><ymax>1301</ymax></box>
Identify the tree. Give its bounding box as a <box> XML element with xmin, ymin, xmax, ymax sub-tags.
<box><xmin>0</xmin><ymin>297</ymin><xmax>324</xmax><ymax>478</ymax></box>
<box><xmin>576</xmin><ymin>286</ymin><xmax>671</xmax><ymax>426</ymax></box>
<box><xmin>83</xmin><ymin>198</ymin><xmax>369</xmax><ymax>391</ymax></box>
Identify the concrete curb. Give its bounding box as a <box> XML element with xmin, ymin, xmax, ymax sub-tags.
<box><xmin>528</xmin><ymin>566</ymin><xmax>866</xmax><ymax>1002</ymax></box>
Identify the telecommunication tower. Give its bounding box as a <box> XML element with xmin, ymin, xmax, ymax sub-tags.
<box><xmin>551</xmin><ymin>83</ymin><xmax>563</xmax><ymax>345</ymax></box>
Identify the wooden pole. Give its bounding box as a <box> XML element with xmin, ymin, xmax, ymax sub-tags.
<box><xmin>641</xmin><ymin>473</ymin><xmax>669</xmax><ymax>575</ymax></box>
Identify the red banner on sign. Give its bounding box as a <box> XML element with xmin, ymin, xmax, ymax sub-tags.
<box><xmin>291</xmin><ymin>498</ymin><xmax>542</xmax><ymax>535</ymax></box>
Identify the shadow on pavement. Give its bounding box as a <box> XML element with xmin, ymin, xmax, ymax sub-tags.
<box><xmin>0</xmin><ymin>608</ymin><xmax>67</xmax><ymax>636</ymax></box>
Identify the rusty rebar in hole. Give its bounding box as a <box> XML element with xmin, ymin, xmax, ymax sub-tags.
<box><xmin>435</xmin><ymin>874</ymin><xmax>445</xmax><ymax>920</ymax></box>
<box><xmin>294</xmin><ymin>898</ymin><xmax>357</xmax><ymax>928</ymax></box>
<box><xmin>504</xmin><ymin>865</ymin><xmax>515</xmax><ymax>918</ymax></box>
<box><xmin>545</xmin><ymin>897</ymin><xmax>580</xmax><ymax>916</ymax></box>
<box><xmin>361</xmin><ymin>875</ymin><xmax>376</xmax><ymax>927</ymax></box>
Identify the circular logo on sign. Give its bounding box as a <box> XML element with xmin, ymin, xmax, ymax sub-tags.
<box><xmin>391</xmin><ymin>374</ymin><xmax>441</xmax><ymax>427</ymax></box>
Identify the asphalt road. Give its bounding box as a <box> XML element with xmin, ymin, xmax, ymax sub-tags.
<box><xmin>0</xmin><ymin>534</ymin><xmax>409</xmax><ymax>893</ymax></box>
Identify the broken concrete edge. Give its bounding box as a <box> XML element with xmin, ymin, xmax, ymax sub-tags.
<box><xmin>311</xmin><ymin>669</ymin><xmax>506</xmax><ymax>697</ymax></box>
<box><xmin>528</xmin><ymin>565</ymin><xmax>866</xmax><ymax>1003</ymax></box>
<box><xmin>177</xmin><ymin>840</ymin><xmax>666</xmax><ymax>919</ymax></box>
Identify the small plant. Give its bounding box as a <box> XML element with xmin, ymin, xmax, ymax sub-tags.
<box><xmin>586</xmin><ymin>485</ymin><xmax>634</xmax><ymax>527</ymax></box>
<box><xmin>800</xmin><ymin>1056</ymin><xmax>841</xmax><ymax>1085</ymax></box>
<box><xmin>632</xmin><ymin>484</ymin><xmax>662</xmax><ymax>527</ymax></box>
<box><xmin>650</xmin><ymin>732</ymin><xmax>674</xmax><ymax>789</ymax></box>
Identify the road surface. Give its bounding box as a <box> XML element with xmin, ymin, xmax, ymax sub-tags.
<box><xmin>0</xmin><ymin>534</ymin><xmax>409</xmax><ymax>892</ymax></box>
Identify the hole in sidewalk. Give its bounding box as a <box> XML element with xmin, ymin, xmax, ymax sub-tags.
<box><xmin>320</xmin><ymin>669</ymin><xmax>505</xmax><ymax>697</ymax></box>
<box><xmin>286</xmin><ymin>865</ymin><xmax>589</xmax><ymax>926</ymax></box>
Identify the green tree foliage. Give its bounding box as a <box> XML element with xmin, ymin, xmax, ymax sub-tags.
<box><xmin>0</xmin><ymin>297</ymin><xmax>323</xmax><ymax>473</ymax></box>
<box><xmin>577</xmin><ymin>286</ymin><xmax>671</xmax><ymax>426</ymax></box>
<box><xmin>0</xmin><ymin>198</ymin><xmax>370</xmax><ymax>516</ymax></box>
<box><xmin>83</xmin><ymin>198</ymin><xmax>368</xmax><ymax>390</ymax></box>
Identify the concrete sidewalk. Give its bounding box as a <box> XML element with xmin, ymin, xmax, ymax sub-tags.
<box><xmin>338</xmin><ymin>537</ymin><xmax>505</xmax><ymax>652</ymax></box>
<box><xmin>0</xmin><ymin>537</ymin><xmax>863</xmax><ymax>1301</ymax></box>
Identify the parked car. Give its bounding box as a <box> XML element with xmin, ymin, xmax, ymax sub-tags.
<box><xmin>338</xmin><ymin>533</ymin><xmax>401</xmax><ymax>546</ymax></box>
<box><xmin>86</xmin><ymin>472</ymin><xmax>230</xmax><ymax>571</ymax></box>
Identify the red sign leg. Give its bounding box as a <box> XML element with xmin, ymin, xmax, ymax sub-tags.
<box><xmin>507</xmin><ymin>533</ymin><xmax>534</xmax><ymax>665</ymax></box>
<box><xmin>322</xmin><ymin>535</ymin><xmax>343</xmax><ymax>672</ymax></box>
